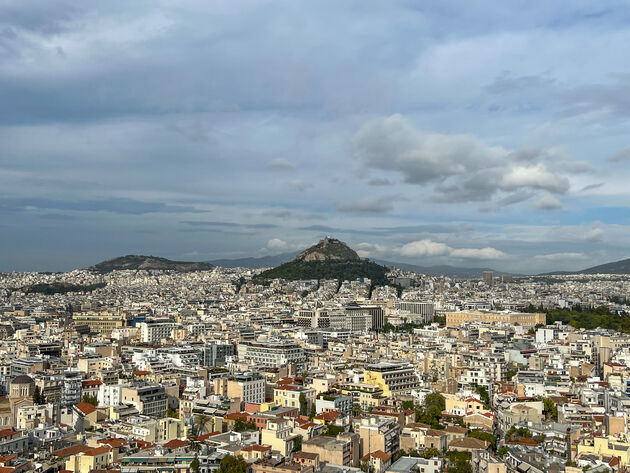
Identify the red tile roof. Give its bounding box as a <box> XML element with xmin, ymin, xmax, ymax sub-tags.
<box><xmin>75</xmin><ymin>402</ymin><xmax>97</xmax><ymax>415</ymax></box>
<box><xmin>164</xmin><ymin>439</ymin><xmax>189</xmax><ymax>449</ymax></box>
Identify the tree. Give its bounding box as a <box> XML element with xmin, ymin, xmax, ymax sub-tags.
<box><xmin>497</xmin><ymin>446</ymin><xmax>509</xmax><ymax>458</ymax></box>
<box><xmin>352</xmin><ymin>403</ymin><xmax>362</xmax><ymax>415</ymax></box>
<box><xmin>234</xmin><ymin>418</ymin><xmax>257</xmax><ymax>432</ymax></box>
<box><xmin>360</xmin><ymin>461</ymin><xmax>375</xmax><ymax>473</ymax></box>
<box><xmin>543</xmin><ymin>398</ymin><xmax>558</xmax><ymax>421</ymax></box>
<box><xmin>468</xmin><ymin>430</ymin><xmax>496</xmax><ymax>450</ymax></box>
<box><xmin>424</xmin><ymin>392</ymin><xmax>446</xmax><ymax>411</ymax></box>
<box><xmin>167</xmin><ymin>407</ymin><xmax>179</xmax><ymax>418</ymax></box>
<box><xmin>472</xmin><ymin>385</ymin><xmax>491</xmax><ymax>409</ymax></box>
<box><xmin>82</xmin><ymin>394</ymin><xmax>98</xmax><ymax>406</ymax></box>
<box><xmin>402</xmin><ymin>400</ymin><xmax>414</xmax><ymax>410</ymax></box>
<box><xmin>33</xmin><ymin>386</ymin><xmax>44</xmax><ymax>405</ymax></box>
<box><xmin>190</xmin><ymin>455</ymin><xmax>200</xmax><ymax>473</ymax></box>
<box><xmin>293</xmin><ymin>435</ymin><xmax>302</xmax><ymax>452</ymax></box>
<box><xmin>195</xmin><ymin>414</ymin><xmax>210</xmax><ymax>436</ymax></box>
<box><xmin>299</xmin><ymin>393</ymin><xmax>308</xmax><ymax>416</ymax></box>
<box><xmin>309</xmin><ymin>404</ymin><xmax>316</xmax><ymax>419</ymax></box>
<box><xmin>420</xmin><ymin>447</ymin><xmax>441</xmax><ymax>459</ymax></box>
<box><xmin>217</xmin><ymin>455</ymin><xmax>248</xmax><ymax>473</ymax></box>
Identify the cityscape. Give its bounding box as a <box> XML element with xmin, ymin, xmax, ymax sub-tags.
<box><xmin>2</xmin><ymin>2</ymin><xmax>630</xmax><ymax>473</ymax></box>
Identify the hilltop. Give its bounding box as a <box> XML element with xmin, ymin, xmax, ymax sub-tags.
<box><xmin>577</xmin><ymin>257</ymin><xmax>630</xmax><ymax>275</ymax></box>
<box><xmin>88</xmin><ymin>255</ymin><xmax>215</xmax><ymax>273</ymax></box>
<box><xmin>294</xmin><ymin>237</ymin><xmax>361</xmax><ymax>262</ymax></box>
<box><xmin>254</xmin><ymin>238</ymin><xmax>389</xmax><ymax>285</ymax></box>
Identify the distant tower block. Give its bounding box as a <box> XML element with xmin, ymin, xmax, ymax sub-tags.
<box><xmin>482</xmin><ymin>271</ymin><xmax>494</xmax><ymax>287</ymax></box>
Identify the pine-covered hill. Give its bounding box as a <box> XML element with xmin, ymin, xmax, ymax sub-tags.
<box><xmin>253</xmin><ymin>237</ymin><xmax>389</xmax><ymax>285</ymax></box>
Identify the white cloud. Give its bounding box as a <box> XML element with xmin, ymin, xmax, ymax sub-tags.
<box><xmin>399</xmin><ymin>239</ymin><xmax>450</xmax><ymax>257</ymax></box>
<box><xmin>267</xmin><ymin>238</ymin><xmax>291</xmax><ymax>251</ymax></box>
<box><xmin>534</xmin><ymin>194</ymin><xmax>562</xmax><ymax>210</ymax></box>
<box><xmin>501</xmin><ymin>165</ymin><xmax>569</xmax><ymax>193</ymax></box>
<box><xmin>534</xmin><ymin>252</ymin><xmax>587</xmax><ymax>261</ymax></box>
<box><xmin>449</xmin><ymin>247</ymin><xmax>508</xmax><ymax>259</ymax></box>
<box><xmin>398</xmin><ymin>239</ymin><xmax>508</xmax><ymax>260</ymax></box>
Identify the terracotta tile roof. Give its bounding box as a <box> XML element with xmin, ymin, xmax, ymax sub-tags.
<box><xmin>82</xmin><ymin>380</ymin><xmax>103</xmax><ymax>387</ymax></box>
<box><xmin>361</xmin><ymin>450</ymin><xmax>391</xmax><ymax>462</ymax></box>
<box><xmin>0</xmin><ymin>455</ymin><xmax>15</xmax><ymax>463</ymax></box>
<box><xmin>99</xmin><ymin>438</ymin><xmax>126</xmax><ymax>448</ymax></box>
<box><xmin>164</xmin><ymin>439</ymin><xmax>189</xmax><ymax>449</ymax></box>
<box><xmin>0</xmin><ymin>430</ymin><xmax>20</xmax><ymax>440</ymax></box>
<box><xmin>75</xmin><ymin>402</ymin><xmax>97</xmax><ymax>415</ymax></box>
<box><xmin>53</xmin><ymin>445</ymin><xmax>92</xmax><ymax>457</ymax></box>
<box><xmin>85</xmin><ymin>446</ymin><xmax>111</xmax><ymax>456</ymax></box>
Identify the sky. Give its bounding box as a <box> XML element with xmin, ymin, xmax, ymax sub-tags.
<box><xmin>1</xmin><ymin>0</ymin><xmax>630</xmax><ymax>273</ymax></box>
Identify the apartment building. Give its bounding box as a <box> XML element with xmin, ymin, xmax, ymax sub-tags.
<box><xmin>363</xmin><ymin>363</ymin><xmax>420</xmax><ymax>397</ymax></box>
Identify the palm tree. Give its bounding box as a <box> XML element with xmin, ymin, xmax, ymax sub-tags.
<box><xmin>195</xmin><ymin>414</ymin><xmax>210</xmax><ymax>437</ymax></box>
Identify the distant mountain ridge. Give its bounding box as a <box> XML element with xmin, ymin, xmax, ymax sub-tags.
<box><xmin>541</xmin><ymin>257</ymin><xmax>630</xmax><ymax>275</ymax></box>
<box><xmin>88</xmin><ymin>255</ymin><xmax>215</xmax><ymax>273</ymax></box>
<box><xmin>209</xmin><ymin>251</ymin><xmax>298</xmax><ymax>269</ymax></box>
<box><xmin>375</xmin><ymin>260</ymin><xmax>510</xmax><ymax>278</ymax></box>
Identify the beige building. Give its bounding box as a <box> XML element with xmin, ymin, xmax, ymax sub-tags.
<box><xmin>72</xmin><ymin>311</ymin><xmax>125</xmax><ymax>333</ymax></box>
<box><xmin>261</xmin><ymin>417</ymin><xmax>299</xmax><ymax>457</ymax></box>
<box><xmin>357</xmin><ymin>417</ymin><xmax>400</xmax><ymax>457</ymax></box>
<box><xmin>302</xmin><ymin>433</ymin><xmax>360</xmax><ymax>467</ymax></box>
<box><xmin>363</xmin><ymin>363</ymin><xmax>420</xmax><ymax>397</ymax></box>
<box><xmin>446</xmin><ymin>311</ymin><xmax>546</xmax><ymax>327</ymax></box>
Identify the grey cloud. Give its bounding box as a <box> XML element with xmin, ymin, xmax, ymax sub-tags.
<box><xmin>353</xmin><ymin>115</ymin><xmax>572</xmax><ymax>207</ymax></box>
<box><xmin>608</xmin><ymin>146</ymin><xmax>630</xmax><ymax>162</ymax></box>
<box><xmin>266</xmin><ymin>158</ymin><xmax>295</xmax><ymax>171</ymax></box>
<box><xmin>368</xmin><ymin>178</ymin><xmax>393</xmax><ymax>186</ymax></box>
<box><xmin>181</xmin><ymin>221</ymin><xmax>278</xmax><ymax>229</ymax></box>
<box><xmin>0</xmin><ymin>197</ymin><xmax>204</xmax><ymax>215</ymax></box>
<box><xmin>334</xmin><ymin>197</ymin><xmax>396</xmax><ymax>214</ymax></box>
<box><xmin>262</xmin><ymin>209</ymin><xmax>293</xmax><ymax>218</ymax></box>
<box><xmin>485</xmin><ymin>73</ymin><xmax>555</xmax><ymax>95</ymax></box>
<box><xmin>579</xmin><ymin>183</ymin><xmax>604</xmax><ymax>192</ymax></box>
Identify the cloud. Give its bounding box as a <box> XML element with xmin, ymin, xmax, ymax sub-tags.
<box><xmin>356</xmin><ymin>242</ymin><xmax>387</xmax><ymax>258</ymax></box>
<box><xmin>335</xmin><ymin>197</ymin><xmax>396</xmax><ymax>214</ymax></box>
<box><xmin>608</xmin><ymin>146</ymin><xmax>630</xmax><ymax>163</ymax></box>
<box><xmin>367</xmin><ymin>177</ymin><xmax>393</xmax><ymax>186</ymax></box>
<box><xmin>449</xmin><ymin>247</ymin><xmax>508</xmax><ymax>259</ymax></box>
<box><xmin>1</xmin><ymin>197</ymin><xmax>204</xmax><ymax>215</ymax></box>
<box><xmin>399</xmin><ymin>239</ymin><xmax>507</xmax><ymax>259</ymax></box>
<box><xmin>534</xmin><ymin>194</ymin><xmax>562</xmax><ymax>210</ymax></box>
<box><xmin>182</xmin><ymin>220</ymin><xmax>278</xmax><ymax>229</ymax></box>
<box><xmin>352</xmin><ymin>114</ymin><xmax>573</xmax><ymax>207</ymax></box>
<box><xmin>534</xmin><ymin>252</ymin><xmax>587</xmax><ymax>261</ymax></box>
<box><xmin>579</xmin><ymin>183</ymin><xmax>604</xmax><ymax>192</ymax></box>
<box><xmin>265</xmin><ymin>238</ymin><xmax>306</xmax><ymax>252</ymax></box>
<box><xmin>290</xmin><ymin>179</ymin><xmax>313</xmax><ymax>191</ymax></box>
<box><xmin>266</xmin><ymin>158</ymin><xmax>295</xmax><ymax>171</ymax></box>
<box><xmin>267</xmin><ymin>238</ymin><xmax>292</xmax><ymax>251</ymax></box>
<box><xmin>399</xmin><ymin>240</ymin><xmax>450</xmax><ymax>257</ymax></box>
<box><xmin>262</xmin><ymin>208</ymin><xmax>292</xmax><ymax>218</ymax></box>
<box><xmin>501</xmin><ymin>165</ymin><xmax>569</xmax><ymax>193</ymax></box>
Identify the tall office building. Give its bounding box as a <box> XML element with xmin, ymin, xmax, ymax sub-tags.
<box><xmin>482</xmin><ymin>271</ymin><xmax>494</xmax><ymax>287</ymax></box>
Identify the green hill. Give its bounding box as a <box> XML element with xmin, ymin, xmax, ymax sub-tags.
<box><xmin>253</xmin><ymin>238</ymin><xmax>389</xmax><ymax>285</ymax></box>
<box><xmin>88</xmin><ymin>255</ymin><xmax>215</xmax><ymax>273</ymax></box>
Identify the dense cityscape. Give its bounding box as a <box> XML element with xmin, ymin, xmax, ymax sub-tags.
<box><xmin>0</xmin><ymin>238</ymin><xmax>628</xmax><ymax>473</ymax></box>
<box><xmin>3</xmin><ymin>2</ymin><xmax>630</xmax><ymax>473</ymax></box>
